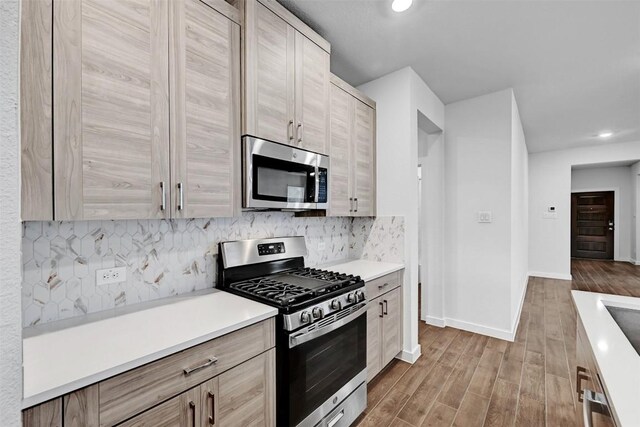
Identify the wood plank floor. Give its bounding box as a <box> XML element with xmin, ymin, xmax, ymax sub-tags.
<box><xmin>354</xmin><ymin>259</ymin><xmax>640</xmax><ymax>427</ymax></box>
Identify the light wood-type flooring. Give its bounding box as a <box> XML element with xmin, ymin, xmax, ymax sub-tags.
<box><xmin>354</xmin><ymin>259</ymin><xmax>640</xmax><ymax>427</ymax></box>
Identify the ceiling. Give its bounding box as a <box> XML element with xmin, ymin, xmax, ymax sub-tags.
<box><xmin>278</xmin><ymin>0</ymin><xmax>640</xmax><ymax>153</ymax></box>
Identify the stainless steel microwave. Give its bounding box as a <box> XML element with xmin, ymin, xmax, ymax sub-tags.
<box><xmin>242</xmin><ymin>136</ymin><xmax>329</xmax><ymax>211</ymax></box>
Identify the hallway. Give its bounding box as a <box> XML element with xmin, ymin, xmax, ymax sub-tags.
<box><xmin>355</xmin><ymin>259</ymin><xmax>639</xmax><ymax>426</ymax></box>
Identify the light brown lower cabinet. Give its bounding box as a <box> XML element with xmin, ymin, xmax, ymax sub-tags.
<box><xmin>576</xmin><ymin>317</ymin><xmax>617</xmax><ymax>427</ymax></box>
<box><xmin>23</xmin><ymin>319</ymin><xmax>275</xmax><ymax>427</ymax></box>
<box><xmin>366</xmin><ymin>272</ymin><xmax>402</xmax><ymax>382</ymax></box>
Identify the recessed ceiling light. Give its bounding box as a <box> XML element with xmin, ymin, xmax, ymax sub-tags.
<box><xmin>392</xmin><ymin>0</ymin><xmax>413</xmax><ymax>13</ymax></box>
<box><xmin>598</xmin><ymin>131</ymin><xmax>614</xmax><ymax>138</ymax></box>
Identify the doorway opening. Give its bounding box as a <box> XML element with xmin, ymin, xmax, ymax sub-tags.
<box><xmin>571</xmin><ymin>191</ymin><xmax>615</xmax><ymax>260</ymax></box>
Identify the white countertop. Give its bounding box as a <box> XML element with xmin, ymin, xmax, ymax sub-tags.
<box><xmin>572</xmin><ymin>291</ymin><xmax>640</xmax><ymax>427</ymax></box>
<box><xmin>22</xmin><ymin>289</ymin><xmax>277</xmax><ymax>409</ymax></box>
<box><xmin>323</xmin><ymin>259</ymin><xmax>404</xmax><ymax>282</ymax></box>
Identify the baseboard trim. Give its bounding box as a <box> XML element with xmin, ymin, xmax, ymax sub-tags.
<box><xmin>444</xmin><ymin>318</ymin><xmax>515</xmax><ymax>341</ymax></box>
<box><xmin>424</xmin><ymin>316</ymin><xmax>446</xmax><ymax>327</ymax></box>
<box><xmin>510</xmin><ymin>276</ymin><xmax>529</xmax><ymax>337</ymax></box>
<box><xmin>528</xmin><ymin>271</ymin><xmax>572</xmax><ymax>281</ymax></box>
<box><xmin>398</xmin><ymin>345</ymin><xmax>421</xmax><ymax>364</ymax></box>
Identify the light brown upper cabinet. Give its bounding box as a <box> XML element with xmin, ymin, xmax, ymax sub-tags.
<box><xmin>170</xmin><ymin>0</ymin><xmax>241</xmax><ymax>219</ymax></box>
<box><xmin>243</xmin><ymin>0</ymin><xmax>330</xmax><ymax>155</ymax></box>
<box><xmin>329</xmin><ymin>75</ymin><xmax>376</xmax><ymax>217</ymax></box>
<box><xmin>21</xmin><ymin>0</ymin><xmax>240</xmax><ymax>221</ymax></box>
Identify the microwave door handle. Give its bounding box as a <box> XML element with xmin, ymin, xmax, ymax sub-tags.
<box><xmin>314</xmin><ymin>166</ymin><xmax>320</xmax><ymax>204</ymax></box>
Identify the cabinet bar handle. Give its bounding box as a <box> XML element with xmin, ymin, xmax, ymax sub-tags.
<box><xmin>288</xmin><ymin>119</ymin><xmax>294</xmax><ymax>142</ymax></box>
<box><xmin>208</xmin><ymin>391</ymin><xmax>216</xmax><ymax>425</ymax></box>
<box><xmin>183</xmin><ymin>357</ymin><xmax>218</xmax><ymax>376</ymax></box>
<box><xmin>378</xmin><ymin>282</ymin><xmax>389</xmax><ymax>290</ymax></box>
<box><xmin>354</xmin><ymin>197</ymin><xmax>358</xmax><ymax>212</ymax></box>
<box><xmin>379</xmin><ymin>301</ymin><xmax>384</xmax><ymax>318</ymax></box>
<box><xmin>576</xmin><ymin>366</ymin><xmax>588</xmax><ymax>402</ymax></box>
<box><xmin>297</xmin><ymin>122</ymin><xmax>303</xmax><ymax>144</ymax></box>
<box><xmin>383</xmin><ymin>299</ymin><xmax>388</xmax><ymax>315</ymax></box>
<box><xmin>177</xmin><ymin>182</ymin><xmax>184</xmax><ymax>211</ymax></box>
<box><xmin>160</xmin><ymin>182</ymin><xmax>166</xmax><ymax>211</ymax></box>
<box><xmin>349</xmin><ymin>197</ymin><xmax>353</xmax><ymax>212</ymax></box>
<box><xmin>189</xmin><ymin>400</ymin><xmax>196</xmax><ymax>427</ymax></box>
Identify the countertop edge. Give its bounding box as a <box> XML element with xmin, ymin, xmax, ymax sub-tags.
<box><xmin>21</xmin><ymin>309</ymin><xmax>277</xmax><ymax>410</ymax></box>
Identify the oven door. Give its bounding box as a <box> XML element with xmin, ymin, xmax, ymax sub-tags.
<box><xmin>284</xmin><ymin>303</ymin><xmax>367</xmax><ymax>427</ymax></box>
<box><xmin>243</xmin><ymin>136</ymin><xmax>320</xmax><ymax>210</ymax></box>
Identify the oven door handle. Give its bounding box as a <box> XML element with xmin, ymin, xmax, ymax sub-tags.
<box><xmin>289</xmin><ymin>303</ymin><xmax>367</xmax><ymax>348</ymax></box>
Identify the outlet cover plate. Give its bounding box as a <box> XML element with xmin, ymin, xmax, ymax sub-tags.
<box><xmin>96</xmin><ymin>267</ymin><xmax>127</xmax><ymax>286</ymax></box>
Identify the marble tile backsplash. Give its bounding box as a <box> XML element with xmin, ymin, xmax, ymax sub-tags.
<box><xmin>22</xmin><ymin>214</ymin><xmax>404</xmax><ymax>326</ymax></box>
<box><xmin>350</xmin><ymin>216</ymin><xmax>404</xmax><ymax>264</ymax></box>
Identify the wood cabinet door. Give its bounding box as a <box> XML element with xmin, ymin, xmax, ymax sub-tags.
<box><xmin>118</xmin><ymin>386</ymin><xmax>200</xmax><ymax>427</ymax></box>
<box><xmin>53</xmin><ymin>0</ymin><xmax>170</xmax><ymax>220</ymax></box>
<box><xmin>218</xmin><ymin>349</ymin><xmax>276</xmax><ymax>426</ymax></box>
<box><xmin>382</xmin><ymin>287</ymin><xmax>402</xmax><ymax>367</ymax></box>
<box><xmin>23</xmin><ymin>399</ymin><xmax>61</xmax><ymax>427</ymax></box>
<box><xmin>170</xmin><ymin>0</ymin><xmax>240</xmax><ymax>218</ymax></box>
<box><xmin>366</xmin><ymin>296</ymin><xmax>383</xmax><ymax>383</ymax></box>
<box><xmin>62</xmin><ymin>385</ymin><xmax>98</xmax><ymax>427</ymax></box>
<box><xmin>244</xmin><ymin>1</ymin><xmax>295</xmax><ymax>145</ymax></box>
<box><xmin>329</xmin><ymin>84</ymin><xmax>353</xmax><ymax>216</ymax></box>
<box><xmin>353</xmin><ymin>100</ymin><xmax>376</xmax><ymax>217</ymax></box>
<box><xmin>294</xmin><ymin>32</ymin><xmax>330</xmax><ymax>154</ymax></box>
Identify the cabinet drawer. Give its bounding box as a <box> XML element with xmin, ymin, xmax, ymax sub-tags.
<box><xmin>99</xmin><ymin>318</ymin><xmax>274</xmax><ymax>426</ymax></box>
<box><xmin>366</xmin><ymin>271</ymin><xmax>400</xmax><ymax>301</ymax></box>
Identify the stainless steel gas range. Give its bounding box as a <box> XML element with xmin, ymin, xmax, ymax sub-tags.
<box><xmin>217</xmin><ymin>236</ymin><xmax>367</xmax><ymax>427</ymax></box>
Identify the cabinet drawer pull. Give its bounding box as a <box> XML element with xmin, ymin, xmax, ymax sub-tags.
<box><xmin>378</xmin><ymin>282</ymin><xmax>389</xmax><ymax>290</ymax></box>
<box><xmin>177</xmin><ymin>182</ymin><xmax>184</xmax><ymax>211</ymax></box>
<box><xmin>297</xmin><ymin>122</ymin><xmax>303</xmax><ymax>144</ymax></box>
<box><xmin>349</xmin><ymin>197</ymin><xmax>354</xmax><ymax>212</ymax></box>
<box><xmin>383</xmin><ymin>299</ymin><xmax>388</xmax><ymax>315</ymax></box>
<box><xmin>208</xmin><ymin>391</ymin><xmax>216</xmax><ymax>425</ymax></box>
<box><xmin>379</xmin><ymin>301</ymin><xmax>384</xmax><ymax>318</ymax></box>
<box><xmin>288</xmin><ymin>119</ymin><xmax>294</xmax><ymax>142</ymax></box>
<box><xmin>576</xmin><ymin>366</ymin><xmax>589</xmax><ymax>402</ymax></box>
<box><xmin>160</xmin><ymin>181</ymin><xmax>166</xmax><ymax>211</ymax></box>
<box><xmin>183</xmin><ymin>357</ymin><xmax>218</xmax><ymax>376</ymax></box>
<box><xmin>354</xmin><ymin>197</ymin><xmax>358</xmax><ymax>212</ymax></box>
<box><xmin>189</xmin><ymin>400</ymin><xmax>196</xmax><ymax>427</ymax></box>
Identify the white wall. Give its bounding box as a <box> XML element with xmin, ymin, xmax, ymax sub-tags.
<box><xmin>510</xmin><ymin>94</ymin><xmax>529</xmax><ymax>329</ymax></box>
<box><xmin>529</xmin><ymin>141</ymin><xmax>640</xmax><ymax>278</ymax></box>
<box><xmin>0</xmin><ymin>0</ymin><xmax>23</xmax><ymax>424</ymax></box>
<box><xmin>359</xmin><ymin>67</ymin><xmax>444</xmax><ymax>362</ymax></box>
<box><xmin>418</xmin><ymin>130</ymin><xmax>445</xmax><ymax>323</ymax></box>
<box><xmin>631</xmin><ymin>162</ymin><xmax>640</xmax><ymax>263</ymax></box>
<box><xmin>444</xmin><ymin>89</ymin><xmax>514</xmax><ymax>336</ymax></box>
<box><xmin>571</xmin><ymin>166</ymin><xmax>633</xmax><ymax>262</ymax></box>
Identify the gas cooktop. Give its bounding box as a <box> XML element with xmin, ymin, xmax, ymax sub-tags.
<box><xmin>228</xmin><ymin>267</ymin><xmax>361</xmax><ymax>309</ymax></box>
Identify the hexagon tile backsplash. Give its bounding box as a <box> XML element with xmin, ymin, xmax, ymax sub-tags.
<box><xmin>22</xmin><ymin>213</ymin><xmax>404</xmax><ymax>327</ymax></box>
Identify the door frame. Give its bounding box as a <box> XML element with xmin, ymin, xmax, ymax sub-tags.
<box><xmin>571</xmin><ymin>187</ymin><xmax>620</xmax><ymax>261</ymax></box>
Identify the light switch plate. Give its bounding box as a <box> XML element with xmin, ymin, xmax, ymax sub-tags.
<box><xmin>96</xmin><ymin>267</ymin><xmax>127</xmax><ymax>286</ymax></box>
<box><xmin>477</xmin><ymin>211</ymin><xmax>493</xmax><ymax>223</ymax></box>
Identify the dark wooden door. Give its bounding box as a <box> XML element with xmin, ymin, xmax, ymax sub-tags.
<box><xmin>571</xmin><ymin>191</ymin><xmax>615</xmax><ymax>259</ymax></box>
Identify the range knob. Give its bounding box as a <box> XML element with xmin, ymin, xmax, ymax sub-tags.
<box><xmin>356</xmin><ymin>290</ymin><xmax>365</xmax><ymax>302</ymax></box>
<box><xmin>330</xmin><ymin>299</ymin><xmax>342</xmax><ymax>310</ymax></box>
<box><xmin>300</xmin><ymin>311</ymin><xmax>311</xmax><ymax>324</ymax></box>
<box><xmin>312</xmin><ymin>307</ymin><xmax>325</xmax><ymax>319</ymax></box>
<box><xmin>346</xmin><ymin>293</ymin><xmax>356</xmax><ymax>303</ymax></box>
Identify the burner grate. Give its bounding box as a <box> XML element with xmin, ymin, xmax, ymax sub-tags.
<box><xmin>230</xmin><ymin>278</ymin><xmax>315</xmax><ymax>306</ymax></box>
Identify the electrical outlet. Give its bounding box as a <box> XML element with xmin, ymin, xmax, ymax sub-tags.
<box><xmin>96</xmin><ymin>267</ymin><xmax>127</xmax><ymax>286</ymax></box>
<box><xmin>318</xmin><ymin>241</ymin><xmax>326</xmax><ymax>251</ymax></box>
<box><xmin>477</xmin><ymin>211</ymin><xmax>493</xmax><ymax>223</ymax></box>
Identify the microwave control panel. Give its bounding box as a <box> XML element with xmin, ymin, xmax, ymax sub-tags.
<box><xmin>318</xmin><ymin>168</ymin><xmax>328</xmax><ymax>203</ymax></box>
<box><xmin>258</xmin><ymin>242</ymin><xmax>286</xmax><ymax>256</ymax></box>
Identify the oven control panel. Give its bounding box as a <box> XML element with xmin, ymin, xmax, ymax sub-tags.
<box><xmin>258</xmin><ymin>242</ymin><xmax>285</xmax><ymax>256</ymax></box>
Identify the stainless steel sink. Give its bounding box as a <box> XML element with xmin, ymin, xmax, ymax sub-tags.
<box><xmin>605</xmin><ymin>305</ymin><xmax>640</xmax><ymax>356</ymax></box>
